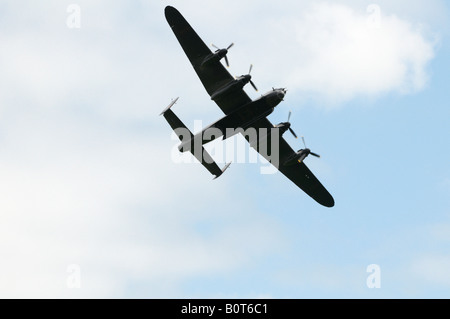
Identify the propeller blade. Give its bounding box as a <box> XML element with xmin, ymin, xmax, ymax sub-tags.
<box><xmin>288</xmin><ymin>127</ymin><xmax>298</xmax><ymax>139</ymax></box>
<box><xmin>224</xmin><ymin>55</ymin><xmax>229</xmax><ymax>67</ymax></box>
<box><xmin>301</xmin><ymin>136</ymin><xmax>307</xmax><ymax>148</ymax></box>
<box><xmin>211</xmin><ymin>43</ymin><xmax>220</xmax><ymax>50</ymax></box>
<box><xmin>310</xmin><ymin>152</ymin><xmax>321</xmax><ymax>158</ymax></box>
<box><xmin>250</xmin><ymin>80</ymin><xmax>258</xmax><ymax>91</ymax></box>
<box><xmin>227</xmin><ymin>43</ymin><xmax>234</xmax><ymax>50</ymax></box>
<box><xmin>288</xmin><ymin>110</ymin><xmax>292</xmax><ymax>122</ymax></box>
<box><xmin>249</xmin><ymin>64</ymin><xmax>253</xmax><ymax>74</ymax></box>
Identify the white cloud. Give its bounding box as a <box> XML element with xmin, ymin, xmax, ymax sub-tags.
<box><xmin>169</xmin><ymin>1</ymin><xmax>437</xmax><ymax>106</ymax></box>
<box><xmin>254</xmin><ymin>2</ymin><xmax>437</xmax><ymax>105</ymax></box>
<box><xmin>0</xmin><ymin>112</ymin><xmax>284</xmax><ymax>297</ymax></box>
<box><xmin>0</xmin><ymin>1</ymin><xmax>285</xmax><ymax>297</ymax></box>
<box><xmin>0</xmin><ymin>0</ymin><xmax>443</xmax><ymax>297</ymax></box>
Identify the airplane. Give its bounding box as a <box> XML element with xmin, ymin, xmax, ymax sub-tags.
<box><xmin>161</xmin><ymin>6</ymin><xmax>334</xmax><ymax>207</ymax></box>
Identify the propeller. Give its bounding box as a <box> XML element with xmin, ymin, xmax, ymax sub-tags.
<box><xmin>301</xmin><ymin>136</ymin><xmax>320</xmax><ymax>158</ymax></box>
<box><xmin>211</xmin><ymin>43</ymin><xmax>234</xmax><ymax>67</ymax></box>
<box><xmin>247</xmin><ymin>64</ymin><xmax>258</xmax><ymax>91</ymax></box>
<box><xmin>287</xmin><ymin>111</ymin><xmax>298</xmax><ymax>138</ymax></box>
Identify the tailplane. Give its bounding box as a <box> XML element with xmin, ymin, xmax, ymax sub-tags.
<box><xmin>160</xmin><ymin>98</ymin><xmax>230</xmax><ymax>179</ymax></box>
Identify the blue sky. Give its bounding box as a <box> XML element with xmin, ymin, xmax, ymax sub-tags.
<box><xmin>0</xmin><ymin>0</ymin><xmax>449</xmax><ymax>298</ymax></box>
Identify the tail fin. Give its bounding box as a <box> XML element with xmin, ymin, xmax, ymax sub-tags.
<box><xmin>160</xmin><ymin>98</ymin><xmax>230</xmax><ymax>179</ymax></box>
<box><xmin>160</xmin><ymin>97</ymin><xmax>179</xmax><ymax>116</ymax></box>
<box><xmin>160</xmin><ymin>98</ymin><xmax>193</xmax><ymax>142</ymax></box>
<box><xmin>213</xmin><ymin>161</ymin><xmax>232</xmax><ymax>180</ymax></box>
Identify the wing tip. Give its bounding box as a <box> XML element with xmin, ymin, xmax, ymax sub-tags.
<box><xmin>320</xmin><ymin>196</ymin><xmax>335</xmax><ymax>208</ymax></box>
<box><xmin>164</xmin><ymin>5</ymin><xmax>176</xmax><ymax>13</ymax></box>
<box><xmin>165</xmin><ymin>5</ymin><xmax>180</xmax><ymax>22</ymax></box>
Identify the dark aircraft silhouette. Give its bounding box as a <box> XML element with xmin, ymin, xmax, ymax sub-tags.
<box><xmin>161</xmin><ymin>6</ymin><xmax>334</xmax><ymax>207</ymax></box>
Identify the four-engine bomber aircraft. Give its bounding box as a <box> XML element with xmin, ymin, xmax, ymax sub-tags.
<box><xmin>161</xmin><ymin>6</ymin><xmax>334</xmax><ymax>207</ymax></box>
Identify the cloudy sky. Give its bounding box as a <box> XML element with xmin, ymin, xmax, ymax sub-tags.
<box><xmin>0</xmin><ymin>0</ymin><xmax>449</xmax><ymax>298</ymax></box>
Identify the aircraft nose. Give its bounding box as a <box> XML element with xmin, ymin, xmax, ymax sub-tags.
<box><xmin>277</xmin><ymin>91</ymin><xmax>285</xmax><ymax>100</ymax></box>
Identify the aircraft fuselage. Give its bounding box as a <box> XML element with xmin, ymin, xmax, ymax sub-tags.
<box><xmin>219</xmin><ymin>89</ymin><xmax>285</xmax><ymax>130</ymax></box>
<box><xmin>178</xmin><ymin>88</ymin><xmax>286</xmax><ymax>152</ymax></box>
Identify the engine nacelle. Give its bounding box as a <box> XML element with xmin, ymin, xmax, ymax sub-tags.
<box><xmin>201</xmin><ymin>50</ymin><xmax>226</xmax><ymax>67</ymax></box>
<box><xmin>211</xmin><ymin>80</ymin><xmax>241</xmax><ymax>100</ymax></box>
<box><xmin>210</xmin><ymin>75</ymin><xmax>251</xmax><ymax>101</ymax></box>
<box><xmin>274</xmin><ymin>122</ymin><xmax>290</xmax><ymax>136</ymax></box>
<box><xmin>283</xmin><ymin>149</ymin><xmax>311</xmax><ymax>166</ymax></box>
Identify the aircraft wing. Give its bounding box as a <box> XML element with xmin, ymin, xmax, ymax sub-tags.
<box><xmin>165</xmin><ymin>6</ymin><xmax>251</xmax><ymax>115</ymax></box>
<box><xmin>165</xmin><ymin>6</ymin><xmax>334</xmax><ymax>207</ymax></box>
<box><xmin>248</xmin><ymin>118</ymin><xmax>335</xmax><ymax>207</ymax></box>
